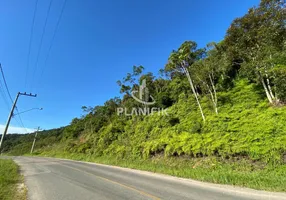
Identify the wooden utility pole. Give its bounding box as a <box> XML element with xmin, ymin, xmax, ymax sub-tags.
<box><xmin>30</xmin><ymin>127</ymin><xmax>40</xmax><ymax>154</ymax></box>
<box><xmin>0</xmin><ymin>92</ymin><xmax>37</xmax><ymax>151</ymax></box>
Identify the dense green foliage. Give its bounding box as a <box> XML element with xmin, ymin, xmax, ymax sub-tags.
<box><xmin>1</xmin><ymin>0</ymin><xmax>286</xmax><ymax>191</ymax></box>
<box><xmin>0</xmin><ymin>159</ymin><xmax>25</xmax><ymax>200</ymax></box>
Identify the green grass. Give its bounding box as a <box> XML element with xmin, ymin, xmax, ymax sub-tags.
<box><xmin>38</xmin><ymin>151</ymin><xmax>286</xmax><ymax>192</ymax></box>
<box><xmin>0</xmin><ymin>159</ymin><xmax>26</xmax><ymax>200</ymax></box>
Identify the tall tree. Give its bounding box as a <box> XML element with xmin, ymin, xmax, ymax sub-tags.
<box><xmin>225</xmin><ymin>0</ymin><xmax>286</xmax><ymax>104</ymax></box>
<box><xmin>165</xmin><ymin>41</ymin><xmax>206</xmax><ymax>121</ymax></box>
<box><xmin>193</xmin><ymin>42</ymin><xmax>229</xmax><ymax>114</ymax></box>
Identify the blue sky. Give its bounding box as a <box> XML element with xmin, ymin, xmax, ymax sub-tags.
<box><xmin>0</xmin><ymin>0</ymin><xmax>260</xmax><ymax>133</ymax></box>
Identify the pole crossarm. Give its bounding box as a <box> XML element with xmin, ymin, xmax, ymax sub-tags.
<box><xmin>19</xmin><ymin>92</ymin><xmax>37</xmax><ymax>97</ymax></box>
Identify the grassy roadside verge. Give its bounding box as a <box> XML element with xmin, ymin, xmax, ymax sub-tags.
<box><xmin>0</xmin><ymin>159</ymin><xmax>26</xmax><ymax>200</ymax></box>
<box><xmin>37</xmin><ymin>151</ymin><xmax>286</xmax><ymax>192</ymax></box>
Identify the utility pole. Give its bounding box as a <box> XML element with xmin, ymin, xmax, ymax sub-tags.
<box><xmin>30</xmin><ymin>127</ymin><xmax>40</xmax><ymax>154</ymax></box>
<box><xmin>0</xmin><ymin>92</ymin><xmax>37</xmax><ymax>151</ymax></box>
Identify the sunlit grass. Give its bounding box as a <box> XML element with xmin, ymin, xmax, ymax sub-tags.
<box><xmin>0</xmin><ymin>159</ymin><xmax>26</xmax><ymax>200</ymax></box>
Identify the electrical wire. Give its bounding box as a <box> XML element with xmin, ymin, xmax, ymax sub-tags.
<box><xmin>0</xmin><ymin>64</ymin><xmax>28</xmax><ymax>133</ymax></box>
<box><xmin>14</xmin><ymin>115</ymin><xmax>29</xmax><ymax>134</ymax></box>
<box><xmin>31</xmin><ymin>0</ymin><xmax>54</xmax><ymax>90</ymax></box>
<box><xmin>0</xmin><ymin>79</ymin><xmax>11</xmax><ymax>112</ymax></box>
<box><xmin>25</xmin><ymin>0</ymin><xmax>39</xmax><ymax>88</ymax></box>
<box><xmin>0</xmin><ymin>64</ymin><xmax>11</xmax><ymax>111</ymax></box>
<box><xmin>37</xmin><ymin>0</ymin><xmax>67</xmax><ymax>90</ymax></box>
<box><xmin>0</xmin><ymin>64</ymin><xmax>13</xmax><ymax>103</ymax></box>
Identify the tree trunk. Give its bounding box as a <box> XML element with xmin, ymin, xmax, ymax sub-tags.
<box><xmin>260</xmin><ymin>73</ymin><xmax>273</xmax><ymax>104</ymax></box>
<box><xmin>199</xmin><ymin>77</ymin><xmax>217</xmax><ymax>115</ymax></box>
<box><xmin>256</xmin><ymin>65</ymin><xmax>273</xmax><ymax>104</ymax></box>
<box><xmin>183</xmin><ymin>67</ymin><xmax>206</xmax><ymax>122</ymax></box>
<box><xmin>207</xmin><ymin>87</ymin><xmax>215</xmax><ymax>108</ymax></box>
<box><xmin>209</xmin><ymin>73</ymin><xmax>218</xmax><ymax>114</ymax></box>
<box><xmin>269</xmin><ymin>54</ymin><xmax>278</xmax><ymax>101</ymax></box>
<box><xmin>265</xmin><ymin>70</ymin><xmax>275</xmax><ymax>100</ymax></box>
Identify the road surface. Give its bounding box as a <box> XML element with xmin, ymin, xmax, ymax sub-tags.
<box><xmin>12</xmin><ymin>156</ymin><xmax>286</xmax><ymax>200</ymax></box>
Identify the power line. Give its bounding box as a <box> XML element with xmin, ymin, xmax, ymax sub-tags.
<box><xmin>0</xmin><ymin>64</ymin><xmax>11</xmax><ymax>111</ymax></box>
<box><xmin>13</xmin><ymin>117</ymin><xmax>28</xmax><ymax>134</ymax></box>
<box><xmin>14</xmin><ymin>115</ymin><xmax>29</xmax><ymax>133</ymax></box>
<box><xmin>0</xmin><ymin>79</ymin><xmax>11</xmax><ymax>112</ymax></box>
<box><xmin>0</xmin><ymin>64</ymin><xmax>13</xmax><ymax>103</ymax></box>
<box><xmin>31</xmin><ymin>0</ymin><xmax>54</xmax><ymax>90</ymax></box>
<box><xmin>37</xmin><ymin>0</ymin><xmax>68</xmax><ymax>90</ymax></box>
<box><xmin>0</xmin><ymin>64</ymin><xmax>28</xmax><ymax>133</ymax></box>
<box><xmin>25</xmin><ymin>0</ymin><xmax>39</xmax><ymax>88</ymax></box>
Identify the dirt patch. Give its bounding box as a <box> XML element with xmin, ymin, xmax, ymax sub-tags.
<box><xmin>15</xmin><ymin>180</ymin><xmax>27</xmax><ymax>200</ymax></box>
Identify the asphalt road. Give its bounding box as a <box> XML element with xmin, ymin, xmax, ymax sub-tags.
<box><xmin>11</xmin><ymin>156</ymin><xmax>286</xmax><ymax>200</ymax></box>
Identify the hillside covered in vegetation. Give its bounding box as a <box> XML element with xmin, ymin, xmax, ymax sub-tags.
<box><xmin>2</xmin><ymin>0</ymin><xmax>286</xmax><ymax>191</ymax></box>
